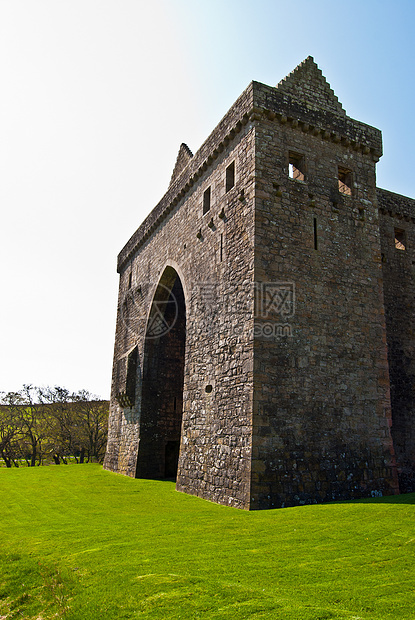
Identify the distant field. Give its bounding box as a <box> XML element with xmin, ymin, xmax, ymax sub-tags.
<box><xmin>0</xmin><ymin>465</ymin><xmax>414</xmax><ymax>619</ymax></box>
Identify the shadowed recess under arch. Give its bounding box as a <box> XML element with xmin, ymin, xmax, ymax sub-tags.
<box><xmin>135</xmin><ymin>267</ymin><xmax>186</xmax><ymax>480</ymax></box>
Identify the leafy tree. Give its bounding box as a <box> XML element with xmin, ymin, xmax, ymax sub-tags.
<box><xmin>71</xmin><ymin>391</ymin><xmax>109</xmax><ymax>463</ymax></box>
<box><xmin>0</xmin><ymin>386</ymin><xmax>109</xmax><ymax>467</ymax></box>
<box><xmin>2</xmin><ymin>385</ymin><xmax>48</xmax><ymax>466</ymax></box>
<box><xmin>38</xmin><ymin>387</ymin><xmax>109</xmax><ymax>464</ymax></box>
<box><xmin>0</xmin><ymin>402</ymin><xmax>21</xmax><ymax>467</ymax></box>
<box><xmin>38</xmin><ymin>386</ymin><xmax>76</xmax><ymax>464</ymax></box>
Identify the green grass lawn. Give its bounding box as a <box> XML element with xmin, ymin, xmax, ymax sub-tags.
<box><xmin>0</xmin><ymin>465</ymin><xmax>414</xmax><ymax>620</ymax></box>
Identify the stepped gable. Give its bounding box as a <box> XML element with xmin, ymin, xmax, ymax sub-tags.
<box><xmin>255</xmin><ymin>57</ymin><xmax>382</xmax><ymax>156</ymax></box>
<box><xmin>276</xmin><ymin>56</ymin><xmax>346</xmax><ymax>116</ymax></box>
<box><xmin>169</xmin><ymin>143</ymin><xmax>193</xmax><ymax>187</ymax></box>
<box><xmin>117</xmin><ymin>59</ymin><xmax>381</xmax><ymax>274</ymax></box>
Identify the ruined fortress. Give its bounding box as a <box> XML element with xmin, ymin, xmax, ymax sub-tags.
<box><xmin>104</xmin><ymin>57</ymin><xmax>415</xmax><ymax>509</ymax></box>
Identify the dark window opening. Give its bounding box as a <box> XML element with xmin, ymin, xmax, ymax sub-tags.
<box><xmin>203</xmin><ymin>187</ymin><xmax>211</xmax><ymax>214</ymax></box>
<box><xmin>128</xmin><ymin>272</ymin><xmax>132</xmax><ymax>289</ymax></box>
<box><xmin>338</xmin><ymin>167</ymin><xmax>352</xmax><ymax>195</ymax></box>
<box><xmin>395</xmin><ymin>229</ymin><xmax>406</xmax><ymax>251</ymax></box>
<box><xmin>289</xmin><ymin>152</ymin><xmax>305</xmax><ymax>181</ymax></box>
<box><xmin>226</xmin><ymin>161</ymin><xmax>235</xmax><ymax>192</ymax></box>
<box><xmin>220</xmin><ymin>233</ymin><xmax>223</xmax><ymax>262</ymax></box>
<box><xmin>313</xmin><ymin>217</ymin><xmax>318</xmax><ymax>250</ymax></box>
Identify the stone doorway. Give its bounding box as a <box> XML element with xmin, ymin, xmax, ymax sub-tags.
<box><xmin>135</xmin><ymin>267</ymin><xmax>186</xmax><ymax>481</ymax></box>
<box><xmin>164</xmin><ymin>440</ymin><xmax>181</xmax><ymax>479</ymax></box>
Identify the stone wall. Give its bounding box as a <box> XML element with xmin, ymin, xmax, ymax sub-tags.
<box><xmin>104</xmin><ymin>114</ymin><xmax>257</xmax><ymax>508</ymax></box>
<box><xmin>251</xmin><ymin>104</ymin><xmax>398</xmax><ymax>508</ymax></box>
<box><xmin>378</xmin><ymin>188</ymin><xmax>415</xmax><ymax>492</ymax></box>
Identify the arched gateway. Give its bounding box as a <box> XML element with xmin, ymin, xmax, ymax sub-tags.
<box><xmin>135</xmin><ymin>266</ymin><xmax>186</xmax><ymax>480</ymax></box>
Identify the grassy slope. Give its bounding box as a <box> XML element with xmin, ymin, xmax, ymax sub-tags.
<box><xmin>0</xmin><ymin>465</ymin><xmax>414</xmax><ymax>620</ymax></box>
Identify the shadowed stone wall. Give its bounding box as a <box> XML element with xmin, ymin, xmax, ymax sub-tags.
<box><xmin>378</xmin><ymin>188</ymin><xmax>415</xmax><ymax>492</ymax></box>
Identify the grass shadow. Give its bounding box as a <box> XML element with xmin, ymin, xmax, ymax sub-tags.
<box><xmin>344</xmin><ymin>491</ymin><xmax>415</xmax><ymax>505</ymax></box>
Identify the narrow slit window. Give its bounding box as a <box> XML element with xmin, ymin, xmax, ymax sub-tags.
<box><xmin>125</xmin><ymin>346</ymin><xmax>138</xmax><ymax>407</ymax></box>
<box><xmin>203</xmin><ymin>187</ymin><xmax>211</xmax><ymax>214</ymax></box>
<box><xmin>226</xmin><ymin>161</ymin><xmax>235</xmax><ymax>192</ymax></box>
<box><xmin>395</xmin><ymin>228</ymin><xmax>406</xmax><ymax>251</ymax></box>
<box><xmin>128</xmin><ymin>272</ymin><xmax>132</xmax><ymax>289</ymax></box>
<box><xmin>313</xmin><ymin>217</ymin><xmax>318</xmax><ymax>250</ymax></box>
<box><xmin>288</xmin><ymin>152</ymin><xmax>305</xmax><ymax>181</ymax></box>
<box><xmin>338</xmin><ymin>167</ymin><xmax>352</xmax><ymax>195</ymax></box>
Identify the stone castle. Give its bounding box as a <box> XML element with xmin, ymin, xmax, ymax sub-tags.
<box><xmin>103</xmin><ymin>57</ymin><xmax>415</xmax><ymax>509</ymax></box>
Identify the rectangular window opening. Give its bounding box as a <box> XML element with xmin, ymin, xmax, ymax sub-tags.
<box><xmin>203</xmin><ymin>186</ymin><xmax>211</xmax><ymax>214</ymax></box>
<box><xmin>395</xmin><ymin>228</ymin><xmax>406</xmax><ymax>251</ymax></box>
<box><xmin>226</xmin><ymin>161</ymin><xmax>235</xmax><ymax>192</ymax></box>
<box><xmin>338</xmin><ymin>166</ymin><xmax>352</xmax><ymax>196</ymax></box>
<box><xmin>289</xmin><ymin>152</ymin><xmax>305</xmax><ymax>181</ymax></box>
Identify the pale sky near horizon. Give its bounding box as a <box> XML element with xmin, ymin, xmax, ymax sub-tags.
<box><xmin>1</xmin><ymin>0</ymin><xmax>414</xmax><ymax>399</ymax></box>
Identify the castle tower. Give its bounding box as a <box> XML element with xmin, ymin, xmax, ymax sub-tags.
<box><xmin>104</xmin><ymin>57</ymin><xmax>412</xmax><ymax>509</ymax></box>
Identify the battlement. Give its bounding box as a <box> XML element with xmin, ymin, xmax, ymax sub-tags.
<box><xmin>378</xmin><ymin>187</ymin><xmax>415</xmax><ymax>220</ymax></box>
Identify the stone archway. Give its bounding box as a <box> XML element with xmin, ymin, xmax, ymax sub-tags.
<box><xmin>135</xmin><ymin>266</ymin><xmax>186</xmax><ymax>480</ymax></box>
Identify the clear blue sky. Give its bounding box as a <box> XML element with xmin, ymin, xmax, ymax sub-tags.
<box><xmin>1</xmin><ymin>0</ymin><xmax>414</xmax><ymax>399</ymax></box>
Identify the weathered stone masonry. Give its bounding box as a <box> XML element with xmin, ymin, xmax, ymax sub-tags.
<box><xmin>104</xmin><ymin>57</ymin><xmax>415</xmax><ymax>509</ymax></box>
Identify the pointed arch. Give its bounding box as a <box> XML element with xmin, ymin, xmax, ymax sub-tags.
<box><xmin>135</xmin><ymin>266</ymin><xmax>186</xmax><ymax>480</ymax></box>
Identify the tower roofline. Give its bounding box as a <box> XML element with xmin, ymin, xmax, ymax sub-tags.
<box><xmin>117</xmin><ymin>61</ymin><xmax>382</xmax><ymax>273</ymax></box>
<box><xmin>276</xmin><ymin>55</ymin><xmax>346</xmax><ymax>116</ymax></box>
